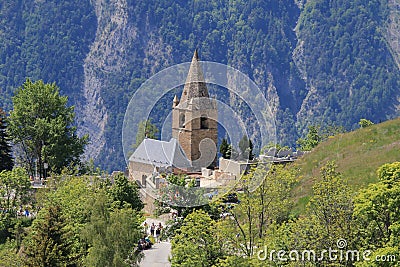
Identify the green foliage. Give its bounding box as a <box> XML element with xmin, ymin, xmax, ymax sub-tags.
<box><xmin>262</xmin><ymin>161</ymin><xmax>355</xmax><ymax>266</ymax></box>
<box><xmin>82</xmin><ymin>191</ymin><xmax>143</xmax><ymax>267</ymax></box>
<box><xmin>0</xmin><ymin>239</ymin><xmax>24</xmax><ymax>266</ymax></box>
<box><xmin>359</xmin><ymin>118</ymin><xmax>374</xmax><ymax>128</ymax></box>
<box><xmin>296</xmin><ymin>0</ymin><xmax>399</xmax><ymax>130</ymax></box>
<box><xmin>219</xmin><ymin>138</ymin><xmax>232</xmax><ymax>159</ymax></box>
<box><xmin>218</xmin><ymin>165</ymin><xmax>297</xmax><ymax>257</ymax></box>
<box><xmin>132</xmin><ymin>119</ymin><xmax>159</xmax><ymax>150</ymax></box>
<box><xmin>19</xmin><ymin>174</ymin><xmax>145</xmax><ymax>266</ymax></box>
<box><xmin>166</xmin><ymin>174</ymin><xmax>188</xmax><ymax>187</ymax></box>
<box><xmin>0</xmin><ymin>167</ymin><xmax>31</xmax><ymax>215</ymax></box>
<box><xmin>8</xmin><ymin>79</ymin><xmax>88</xmax><ymax>177</ymax></box>
<box><xmin>109</xmin><ymin>172</ymin><xmax>144</xmax><ymax>211</ymax></box>
<box><xmin>0</xmin><ymin>108</ymin><xmax>13</xmax><ymax>171</ymax></box>
<box><xmin>353</xmin><ymin>162</ymin><xmax>400</xmax><ymax>261</ymax></box>
<box><xmin>260</xmin><ymin>142</ymin><xmax>289</xmax><ymax>154</ymax></box>
<box><xmin>23</xmin><ymin>204</ymin><xmax>69</xmax><ymax>267</ymax></box>
<box><xmin>171</xmin><ymin>210</ymin><xmax>224</xmax><ymax>267</ymax></box>
<box><xmin>305</xmin><ymin>161</ymin><xmax>354</xmax><ymax>245</ymax></box>
<box><xmin>0</xmin><ymin>167</ymin><xmax>31</xmax><ymax>241</ymax></box>
<box><xmin>238</xmin><ymin>135</ymin><xmax>254</xmax><ymax>160</ymax></box>
<box><xmin>296</xmin><ymin>125</ymin><xmax>321</xmax><ymax>151</ymax></box>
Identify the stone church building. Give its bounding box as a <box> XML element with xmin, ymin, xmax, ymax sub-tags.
<box><xmin>129</xmin><ymin>50</ymin><xmax>218</xmax><ymax>188</ymax></box>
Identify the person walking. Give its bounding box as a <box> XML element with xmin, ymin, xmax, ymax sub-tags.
<box><xmin>150</xmin><ymin>222</ymin><xmax>155</xmax><ymax>238</ymax></box>
<box><xmin>155</xmin><ymin>222</ymin><xmax>163</xmax><ymax>243</ymax></box>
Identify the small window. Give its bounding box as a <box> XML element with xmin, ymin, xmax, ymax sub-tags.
<box><xmin>179</xmin><ymin>113</ymin><xmax>185</xmax><ymax>128</ymax></box>
<box><xmin>200</xmin><ymin>116</ymin><xmax>208</xmax><ymax>129</ymax></box>
<box><xmin>142</xmin><ymin>175</ymin><xmax>147</xmax><ymax>187</ymax></box>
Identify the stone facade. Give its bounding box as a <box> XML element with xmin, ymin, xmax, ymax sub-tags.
<box><xmin>172</xmin><ymin>50</ymin><xmax>218</xmax><ymax>170</ymax></box>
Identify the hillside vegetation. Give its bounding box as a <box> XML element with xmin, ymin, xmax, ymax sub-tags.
<box><xmin>293</xmin><ymin>117</ymin><xmax>400</xmax><ymax>212</ymax></box>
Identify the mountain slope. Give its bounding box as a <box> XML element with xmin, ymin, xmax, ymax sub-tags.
<box><xmin>0</xmin><ymin>0</ymin><xmax>399</xmax><ymax>171</ymax></box>
<box><xmin>293</xmin><ymin>117</ymin><xmax>400</xmax><ymax>212</ymax></box>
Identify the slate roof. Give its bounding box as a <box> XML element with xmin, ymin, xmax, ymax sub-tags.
<box><xmin>128</xmin><ymin>138</ymin><xmax>191</xmax><ymax>169</ymax></box>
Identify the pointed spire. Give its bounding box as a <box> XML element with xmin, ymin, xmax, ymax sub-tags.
<box><xmin>172</xmin><ymin>94</ymin><xmax>179</xmax><ymax>107</ymax></box>
<box><xmin>180</xmin><ymin>49</ymin><xmax>209</xmax><ymax>103</ymax></box>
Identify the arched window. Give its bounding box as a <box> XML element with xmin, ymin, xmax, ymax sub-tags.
<box><xmin>200</xmin><ymin>115</ymin><xmax>208</xmax><ymax>129</ymax></box>
<box><xmin>179</xmin><ymin>113</ymin><xmax>185</xmax><ymax>128</ymax></box>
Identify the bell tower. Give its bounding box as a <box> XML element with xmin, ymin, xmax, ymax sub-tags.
<box><xmin>172</xmin><ymin>50</ymin><xmax>218</xmax><ymax>170</ymax></box>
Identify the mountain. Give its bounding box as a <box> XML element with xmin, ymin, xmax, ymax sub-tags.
<box><xmin>0</xmin><ymin>0</ymin><xmax>399</xmax><ymax>172</ymax></box>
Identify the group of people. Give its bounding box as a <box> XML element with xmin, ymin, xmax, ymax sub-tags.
<box><xmin>139</xmin><ymin>221</ymin><xmax>163</xmax><ymax>250</ymax></box>
<box><xmin>137</xmin><ymin>235</ymin><xmax>152</xmax><ymax>250</ymax></box>
<box><xmin>147</xmin><ymin>222</ymin><xmax>163</xmax><ymax>243</ymax></box>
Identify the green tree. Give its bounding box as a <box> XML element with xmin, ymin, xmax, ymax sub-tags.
<box><xmin>0</xmin><ymin>167</ymin><xmax>31</xmax><ymax>215</ymax></box>
<box><xmin>353</xmin><ymin>162</ymin><xmax>400</xmax><ymax>266</ymax></box>
<box><xmin>218</xmin><ymin>165</ymin><xmax>297</xmax><ymax>257</ymax></box>
<box><xmin>219</xmin><ymin>138</ymin><xmax>232</xmax><ymax>159</ymax></box>
<box><xmin>219</xmin><ymin>138</ymin><xmax>230</xmax><ymax>159</ymax></box>
<box><xmin>269</xmin><ymin>161</ymin><xmax>355</xmax><ymax>266</ymax></box>
<box><xmin>46</xmin><ymin>175</ymin><xmax>98</xmax><ymax>265</ymax></box>
<box><xmin>0</xmin><ymin>108</ymin><xmax>13</xmax><ymax>171</ymax></box>
<box><xmin>8</xmin><ymin>79</ymin><xmax>88</xmax><ymax>177</ymax></box>
<box><xmin>132</xmin><ymin>119</ymin><xmax>159</xmax><ymax>150</ymax></box>
<box><xmin>296</xmin><ymin>125</ymin><xmax>321</xmax><ymax>151</ymax></box>
<box><xmin>23</xmin><ymin>204</ymin><xmax>69</xmax><ymax>267</ymax></box>
<box><xmin>358</xmin><ymin>118</ymin><xmax>374</xmax><ymax>128</ymax></box>
<box><xmin>305</xmin><ymin>161</ymin><xmax>354</xmax><ymax>246</ymax></box>
<box><xmin>0</xmin><ymin>240</ymin><xmax>24</xmax><ymax>267</ymax></box>
<box><xmin>109</xmin><ymin>172</ymin><xmax>144</xmax><ymax>211</ymax></box>
<box><xmin>238</xmin><ymin>135</ymin><xmax>254</xmax><ymax>160</ymax></box>
<box><xmin>82</xmin><ymin>191</ymin><xmax>143</xmax><ymax>267</ymax></box>
<box><xmin>0</xmin><ymin>167</ymin><xmax>31</xmax><ymax>241</ymax></box>
<box><xmin>171</xmin><ymin>210</ymin><xmax>224</xmax><ymax>266</ymax></box>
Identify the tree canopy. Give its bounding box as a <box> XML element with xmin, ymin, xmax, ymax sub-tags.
<box><xmin>8</xmin><ymin>79</ymin><xmax>88</xmax><ymax>177</ymax></box>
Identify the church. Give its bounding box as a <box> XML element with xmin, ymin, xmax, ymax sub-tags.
<box><xmin>128</xmin><ymin>50</ymin><xmax>218</xmax><ymax>188</ymax></box>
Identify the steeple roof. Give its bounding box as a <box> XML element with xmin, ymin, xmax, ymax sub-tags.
<box><xmin>180</xmin><ymin>49</ymin><xmax>209</xmax><ymax>103</ymax></box>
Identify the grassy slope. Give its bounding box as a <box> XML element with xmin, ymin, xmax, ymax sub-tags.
<box><xmin>292</xmin><ymin>117</ymin><xmax>400</xmax><ymax>214</ymax></box>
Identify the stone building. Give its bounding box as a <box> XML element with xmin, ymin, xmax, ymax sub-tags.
<box><xmin>128</xmin><ymin>138</ymin><xmax>191</xmax><ymax>187</ymax></box>
<box><xmin>129</xmin><ymin>50</ymin><xmax>218</xmax><ymax>186</ymax></box>
<box><xmin>172</xmin><ymin>50</ymin><xmax>218</xmax><ymax>170</ymax></box>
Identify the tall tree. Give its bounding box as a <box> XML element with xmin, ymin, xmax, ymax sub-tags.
<box><xmin>238</xmin><ymin>136</ymin><xmax>254</xmax><ymax>160</ymax></box>
<box><xmin>0</xmin><ymin>108</ymin><xmax>13</xmax><ymax>171</ymax></box>
<box><xmin>23</xmin><ymin>204</ymin><xmax>69</xmax><ymax>267</ymax></box>
<box><xmin>132</xmin><ymin>119</ymin><xmax>159</xmax><ymax>150</ymax></box>
<box><xmin>108</xmin><ymin>172</ymin><xmax>144</xmax><ymax>211</ymax></box>
<box><xmin>219</xmin><ymin>138</ymin><xmax>232</xmax><ymax>159</ymax></box>
<box><xmin>82</xmin><ymin>191</ymin><xmax>143</xmax><ymax>267</ymax></box>
<box><xmin>267</xmin><ymin>161</ymin><xmax>355</xmax><ymax>266</ymax></box>
<box><xmin>218</xmin><ymin>165</ymin><xmax>297</xmax><ymax>257</ymax></box>
<box><xmin>296</xmin><ymin>125</ymin><xmax>322</xmax><ymax>151</ymax></box>
<box><xmin>171</xmin><ymin>210</ymin><xmax>224</xmax><ymax>267</ymax></box>
<box><xmin>8</xmin><ymin>79</ymin><xmax>88</xmax><ymax>177</ymax></box>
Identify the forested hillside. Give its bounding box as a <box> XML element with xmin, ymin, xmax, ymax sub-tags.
<box><xmin>0</xmin><ymin>0</ymin><xmax>399</xmax><ymax>171</ymax></box>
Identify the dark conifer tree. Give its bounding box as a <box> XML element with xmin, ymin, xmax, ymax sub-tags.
<box><xmin>0</xmin><ymin>108</ymin><xmax>13</xmax><ymax>171</ymax></box>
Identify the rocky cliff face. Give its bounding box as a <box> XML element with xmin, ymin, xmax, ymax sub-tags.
<box><xmin>78</xmin><ymin>0</ymin><xmax>137</xmax><ymax>160</ymax></box>
<box><xmin>386</xmin><ymin>0</ymin><xmax>400</xmax><ymax>115</ymax></box>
